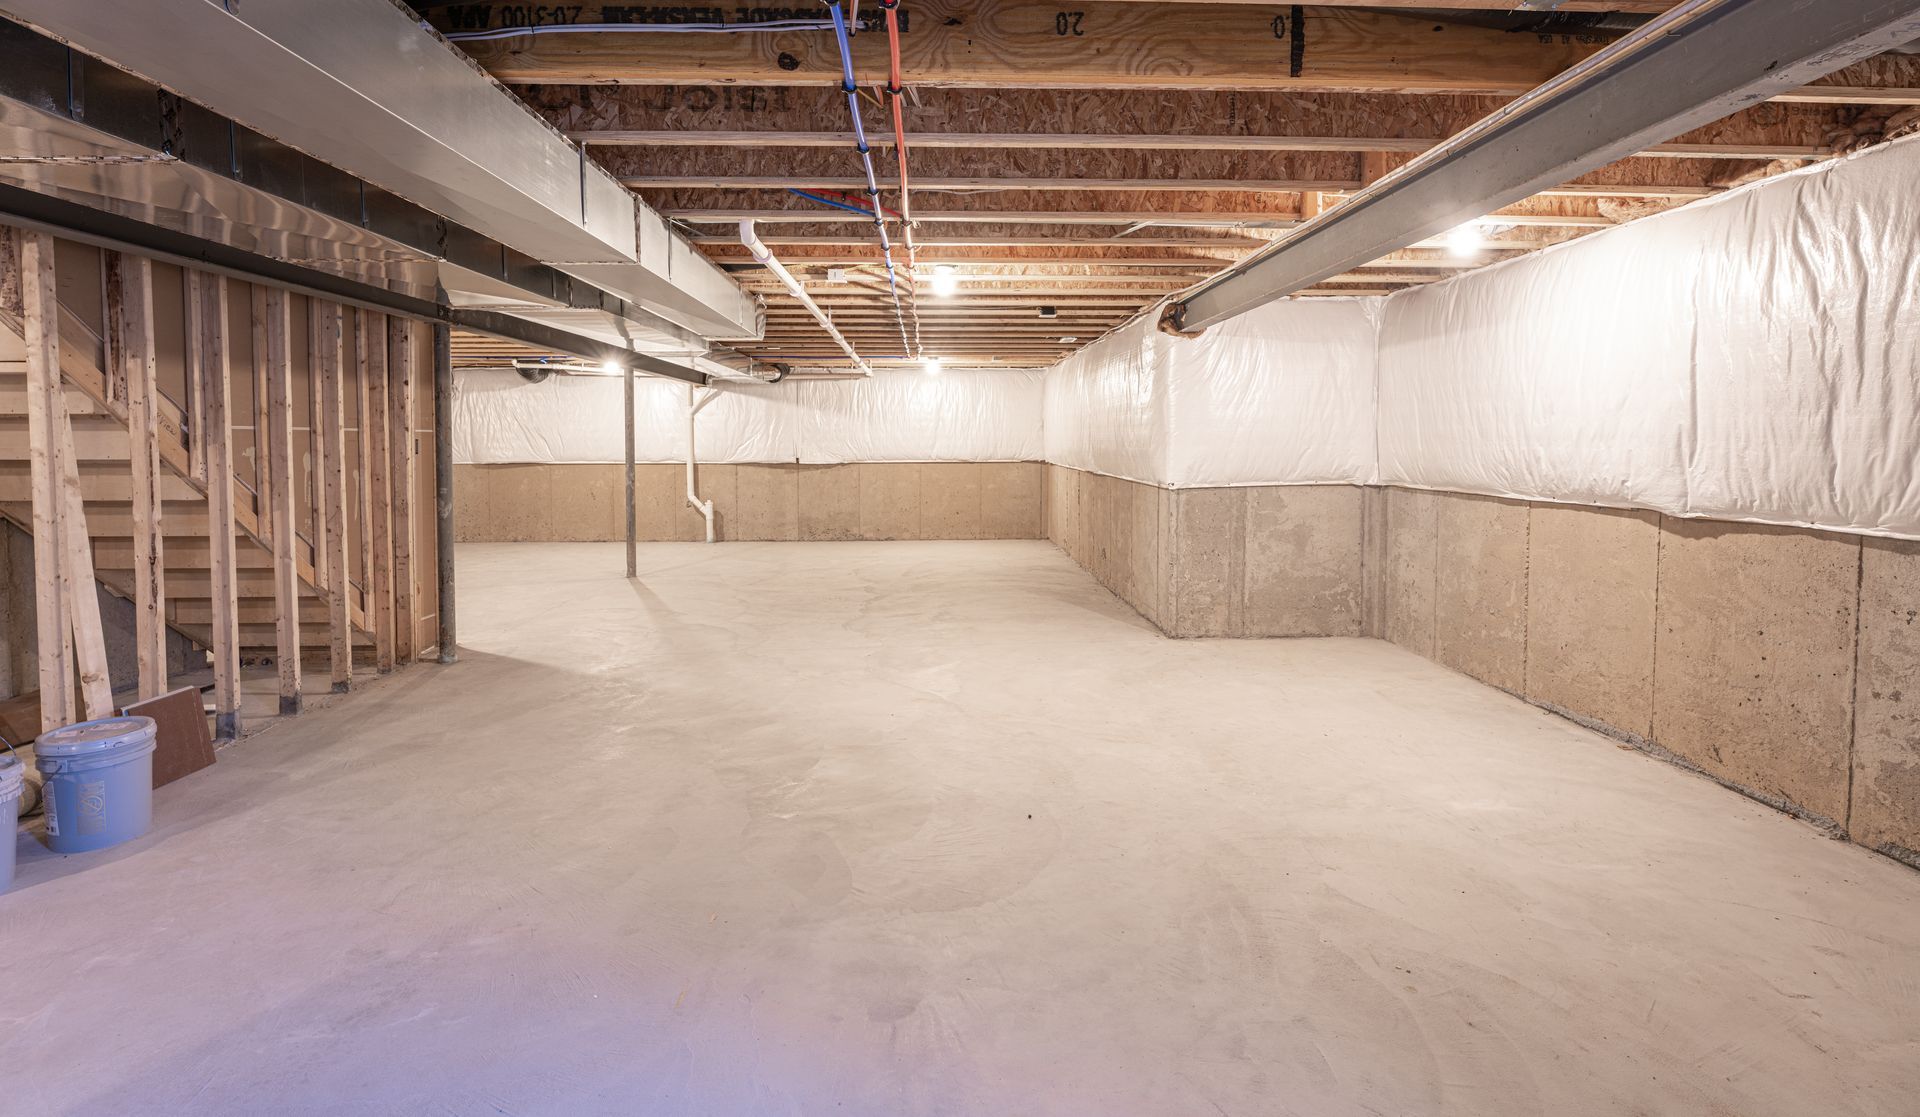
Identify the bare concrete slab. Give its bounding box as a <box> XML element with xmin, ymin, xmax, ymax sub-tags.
<box><xmin>9</xmin><ymin>541</ymin><xmax>1918</xmax><ymax>1115</ymax></box>
<box><xmin>1652</xmin><ymin>521</ymin><xmax>1859</xmax><ymax>825</ymax></box>
<box><xmin>1525</xmin><ymin>503</ymin><xmax>1660</xmax><ymax>737</ymax></box>
<box><xmin>1852</xmin><ymin>537</ymin><xmax>1920</xmax><ymax>860</ymax></box>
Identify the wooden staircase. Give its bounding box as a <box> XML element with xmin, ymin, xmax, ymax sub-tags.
<box><xmin>0</xmin><ymin>368</ymin><xmax>367</xmax><ymax>658</ymax></box>
<box><xmin>2</xmin><ymin>230</ymin><xmax>432</xmax><ymax>739</ymax></box>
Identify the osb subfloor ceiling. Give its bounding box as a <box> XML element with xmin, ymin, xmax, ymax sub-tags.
<box><xmin>424</xmin><ymin>2</ymin><xmax>1920</xmax><ymax>371</ymax></box>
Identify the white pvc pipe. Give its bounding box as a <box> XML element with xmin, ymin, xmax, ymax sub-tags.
<box><xmin>739</xmin><ymin>219</ymin><xmax>872</xmax><ymax>376</ymax></box>
<box><xmin>686</xmin><ymin>384</ymin><xmax>718</xmax><ymax>543</ymax></box>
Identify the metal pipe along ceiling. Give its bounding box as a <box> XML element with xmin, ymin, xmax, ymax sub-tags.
<box><xmin>1168</xmin><ymin>0</ymin><xmax>1920</xmax><ymax>334</ymax></box>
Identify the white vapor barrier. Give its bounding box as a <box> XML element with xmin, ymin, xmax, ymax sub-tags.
<box><xmin>1164</xmin><ymin>297</ymin><xmax>1379</xmax><ymax>487</ymax></box>
<box><xmin>1378</xmin><ymin>133</ymin><xmax>1920</xmax><ymax>537</ymax></box>
<box><xmin>1042</xmin><ymin>321</ymin><xmax>1172</xmax><ymax>484</ymax></box>
<box><xmin>453</xmin><ymin>367</ymin><xmax>1044</xmax><ymax>464</ymax></box>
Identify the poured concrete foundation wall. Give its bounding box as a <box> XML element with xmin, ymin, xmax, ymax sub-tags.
<box><xmin>1044</xmin><ymin>467</ymin><xmax>1920</xmax><ymax>865</ymax></box>
<box><xmin>1044</xmin><ymin>465</ymin><xmax>1378</xmax><ymax>639</ymax></box>
<box><xmin>1380</xmin><ymin>486</ymin><xmax>1920</xmax><ymax>865</ymax></box>
<box><xmin>456</xmin><ymin>461</ymin><xmax>1044</xmax><ymax>543</ymax></box>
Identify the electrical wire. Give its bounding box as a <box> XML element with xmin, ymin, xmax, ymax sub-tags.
<box><xmin>444</xmin><ymin>20</ymin><xmax>834</xmax><ymax>42</ymax></box>
<box><xmin>825</xmin><ymin>1</ymin><xmax>910</xmax><ymax>359</ymax></box>
<box><xmin>787</xmin><ymin>188</ymin><xmax>878</xmax><ymax>216</ymax></box>
<box><xmin>879</xmin><ymin>0</ymin><xmax>923</xmax><ymax>358</ymax></box>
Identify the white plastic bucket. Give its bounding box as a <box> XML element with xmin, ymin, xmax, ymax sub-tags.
<box><xmin>0</xmin><ymin>751</ymin><xmax>22</xmax><ymax>894</ymax></box>
<box><xmin>35</xmin><ymin>716</ymin><xmax>158</xmax><ymax>855</ymax></box>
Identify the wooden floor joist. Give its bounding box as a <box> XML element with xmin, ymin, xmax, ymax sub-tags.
<box><xmin>580</xmin><ymin>130</ymin><xmax>1827</xmax><ymax>162</ymax></box>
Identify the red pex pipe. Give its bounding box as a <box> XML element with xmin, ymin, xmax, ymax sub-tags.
<box><xmin>880</xmin><ymin>0</ymin><xmax>924</xmax><ymax>357</ymax></box>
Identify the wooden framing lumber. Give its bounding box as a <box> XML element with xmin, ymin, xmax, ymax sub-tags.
<box><xmin>316</xmin><ymin>303</ymin><xmax>353</xmax><ymax>692</ymax></box>
<box><xmin>388</xmin><ymin>319</ymin><xmax>417</xmax><ymax>667</ymax></box>
<box><xmin>19</xmin><ymin>229</ymin><xmax>76</xmax><ymax>730</ymax></box>
<box><xmin>189</xmin><ymin>271</ymin><xmax>242</xmax><ymax>741</ymax></box>
<box><xmin>577</xmin><ymin>130</ymin><xmax>1825</xmax><ymax>162</ymax></box>
<box><xmin>54</xmin><ymin>396</ymin><xmax>113</xmax><ymax>720</ymax></box>
<box><xmin>250</xmin><ymin>286</ymin><xmax>273</xmax><ymax>543</ymax></box>
<box><xmin>109</xmin><ymin>252</ymin><xmax>169</xmax><ymax>700</ymax></box>
<box><xmin>363</xmin><ymin>310</ymin><xmax>395</xmax><ymax>673</ymax></box>
<box><xmin>431</xmin><ymin>2</ymin><xmax>1602</xmax><ymax>92</ymax></box>
<box><xmin>263</xmin><ymin>287</ymin><xmax>301</xmax><ymax>716</ymax></box>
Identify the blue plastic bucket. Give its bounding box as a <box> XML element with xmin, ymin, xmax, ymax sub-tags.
<box><xmin>35</xmin><ymin>716</ymin><xmax>158</xmax><ymax>855</ymax></box>
<box><xmin>0</xmin><ymin>751</ymin><xmax>22</xmax><ymax>893</ymax></box>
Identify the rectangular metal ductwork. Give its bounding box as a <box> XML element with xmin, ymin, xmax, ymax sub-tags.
<box><xmin>0</xmin><ymin>0</ymin><xmax>759</xmax><ymax>341</ymax></box>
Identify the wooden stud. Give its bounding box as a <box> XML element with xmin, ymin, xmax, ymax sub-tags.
<box><xmin>250</xmin><ymin>286</ymin><xmax>273</xmax><ymax>543</ymax></box>
<box><xmin>387</xmin><ymin>318</ymin><xmax>416</xmax><ymax>667</ymax></box>
<box><xmin>363</xmin><ymin>310</ymin><xmax>395</xmax><ymax>674</ymax></box>
<box><xmin>190</xmin><ymin>271</ymin><xmax>242</xmax><ymax>741</ymax></box>
<box><xmin>263</xmin><ymin>287</ymin><xmax>301</xmax><ymax>716</ymax></box>
<box><xmin>317</xmin><ymin>303</ymin><xmax>352</xmax><ymax>692</ymax></box>
<box><xmin>353</xmin><ymin>310</ymin><xmax>376</xmax><ymax>619</ymax></box>
<box><xmin>110</xmin><ymin>252</ymin><xmax>169</xmax><ymax>700</ymax></box>
<box><xmin>19</xmin><ymin>229</ymin><xmax>75</xmax><ymax>731</ymax></box>
<box><xmin>53</xmin><ymin>393</ymin><xmax>114</xmax><ymax>720</ymax></box>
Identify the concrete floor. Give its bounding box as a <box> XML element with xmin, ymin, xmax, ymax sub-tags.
<box><xmin>7</xmin><ymin>542</ymin><xmax>1920</xmax><ymax>1115</ymax></box>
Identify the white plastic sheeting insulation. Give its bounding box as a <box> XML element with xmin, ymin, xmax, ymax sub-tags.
<box><xmin>1041</xmin><ymin>323</ymin><xmax>1171</xmax><ymax>484</ymax></box>
<box><xmin>1377</xmin><ymin>134</ymin><xmax>1920</xmax><ymax>538</ymax></box>
<box><xmin>1041</xmin><ymin>299</ymin><xmax>1378</xmax><ymax>488</ymax></box>
<box><xmin>1167</xmin><ymin>298</ymin><xmax>1380</xmax><ymax>488</ymax></box>
<box><xmin>453</xmin><ymin>367</ymin><xmax>1044</xmax><ymax>464</ymax></box>
<box><xmin>1041</xmin><ymin>135</ymin><xmax>1920</xmax><ymax>538</ymax></box>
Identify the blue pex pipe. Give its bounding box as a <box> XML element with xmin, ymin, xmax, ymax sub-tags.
<box><xmin>827</xmin><ymin>2</ymin><xmax>911</xmax><ymax>354</ymax></box>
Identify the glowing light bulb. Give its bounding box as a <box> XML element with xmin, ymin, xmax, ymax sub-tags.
<box><xmin>923</xmin><ymin>356</ymin><xmax>943</xmax><ymax>376</ymax></box>
<box><xmin>930</xmin><ymin>264</ymin><xmax>959</xmax><ymax>298</ymax></box>
<box><xmin>1445</xmin><ymin>223</ymin><xmax>1485</xmax><ymax>258</ymax></box>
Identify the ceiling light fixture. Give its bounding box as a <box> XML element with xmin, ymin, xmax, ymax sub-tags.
<box><xmin>930</xmin><ymin>264</ymin><xmax>959</xmax><ymax>298</ymax></box>
<box><xmin>1445</xmin><ymin>222</ymin><xmax>1486</xmax><ymax>258</ymax></box>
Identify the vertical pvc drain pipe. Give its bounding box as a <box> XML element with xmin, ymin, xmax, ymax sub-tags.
<box><xmin>686</xmin><ymin>385</ymin><xmax>718</xmax><ymax>543</ymax></box>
